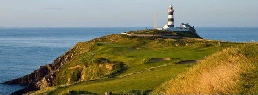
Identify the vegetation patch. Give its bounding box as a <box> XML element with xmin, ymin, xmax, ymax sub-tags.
<box><xmin>153</xmin><ymin>44</ymin><xmax>258</xmax><ymax>94</ymax></box>
<box><xmin>54</xmin><ymin>57</ymin><xmax>126</xmax><ymax>85</ymax></box>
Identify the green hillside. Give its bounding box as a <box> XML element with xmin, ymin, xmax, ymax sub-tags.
<box><xmin>153</xmin><ymin>44</ymin><xmax>258</xmax><ymax>94</ymax></box>
<box><xmin>26</xmin><ymin>33</ymin><xmax>256</xmax><ymax>95</ymax></box>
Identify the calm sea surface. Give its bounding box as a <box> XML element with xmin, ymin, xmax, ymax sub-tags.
<box><xmin>0</xmin><ymin>27</ymin><xmax>257</xmax><ymax>94</ymax></box>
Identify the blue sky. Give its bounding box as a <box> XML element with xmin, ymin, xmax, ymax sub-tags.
<box><xmin>0</xmin><ymin>0</ymin><xmax>257</xmax><ymax>27</ymax></box>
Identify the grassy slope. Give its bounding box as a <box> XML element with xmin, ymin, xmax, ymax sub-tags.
<box><xmin>48</xmin><ymin>63</ymin><xmax>190</xmax><ymax>94</ymax></box>
<box><xmin>31</xmin><ymin>34</ymin><xmax>247</xmax><ymax>94</ymax></box>
<box><xmin>154</xmin><ymin>44</ymin><xmax>258</xmax><ymax>94</ymax></box>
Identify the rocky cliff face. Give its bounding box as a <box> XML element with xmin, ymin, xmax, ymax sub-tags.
<box><xmin>3</xmin><ymin>41</ymin><xmax>97</xmax><ymax>94</ymax></box>
<box><xmin>4</xmin><ymin>36</ymin><xmax>127</xmax><ymax>95</ymax></box>
<box><xmin>4</xmin><ymin>43</ymin><xmax>82</xmax><ymax>94</ymax></box>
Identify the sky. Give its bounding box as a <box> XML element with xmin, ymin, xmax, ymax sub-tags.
<box><xmin>0</xmin><ymin>0</ymin><xmax>257</xmax><ymax>27</ymax></box>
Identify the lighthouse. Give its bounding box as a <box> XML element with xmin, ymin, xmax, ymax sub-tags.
<box><xmin>167</xmin><ymin>5</ymin><xmax>174</xmax><ymax>27</ymax></box>
<box><xmin>163</xmin><ymin>5</ymin><xmax>175</xmax><ymax>30</ymax></box>
<box><xmin>156</xmin><ymin>4</ymin><xmax>195</xmax><ymax>32</ymax></box>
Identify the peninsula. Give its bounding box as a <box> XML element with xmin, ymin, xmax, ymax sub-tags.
<box><xmin>4</xmin><ymin>31</ymin><xmax>258</xmax><ymax>94</ymax></box>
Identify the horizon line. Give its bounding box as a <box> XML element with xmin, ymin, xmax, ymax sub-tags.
<box><xmin>0</xmin><ymin>26</ymin><xmax>258</xmax><ymax>28</ymax></box>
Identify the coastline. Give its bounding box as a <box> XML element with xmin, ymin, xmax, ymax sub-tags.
<box><xmin>1</xmin><ymin>27</ymin><xmax>258</xmax><ymax>94</ymax></box>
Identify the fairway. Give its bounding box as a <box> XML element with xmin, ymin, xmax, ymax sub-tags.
<box><xmin>48</xmin><ymin>63</ymin><xmax>190</xmax><ymax>94</ymax></box>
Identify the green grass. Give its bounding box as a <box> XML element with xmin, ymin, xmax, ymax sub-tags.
<box><xmin>30</xmin><ymin>34</ymin><xmax>249</xmax><ymax>94</ymax></box>
<box><xmin>48</xmin><ymin>63</ymin><xmax>191</xmax><ymax>94</ymax></box>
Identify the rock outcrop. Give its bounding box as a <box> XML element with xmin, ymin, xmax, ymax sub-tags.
<box><xmin>4</xmin><ymin>39</ymin><xmax>127</xmax><ymax>95</ymax></box>
<box><xmin>3</xmin><ymin>42</ymin><xmax>95</xmax><ymax>95</ymax></box>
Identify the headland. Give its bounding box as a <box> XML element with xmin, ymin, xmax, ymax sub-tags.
<box><xmin>3</xmin><ymin>3</ymin><xmax>258</xmax><ymax>95</ymax></box>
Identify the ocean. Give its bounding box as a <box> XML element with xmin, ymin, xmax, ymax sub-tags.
<box><xmin>0</xmin><ymin>27</ymin><xmax>257</xmax><ymax>94</ymax></box>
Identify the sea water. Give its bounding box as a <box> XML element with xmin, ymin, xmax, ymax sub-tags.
<box><xmin>0</xmin><ymin>27</ymin><xmax>257</xmax><ymax>94</ymax></box>
<box><xmin>0</xmin><ymin>27</ymin><xmax>142</xmax><ymax>94</ymax></box>
<box><xmin>198</xmin><ymin>27</ymin><xmax>258</xmax><ymax>42</ymax></box>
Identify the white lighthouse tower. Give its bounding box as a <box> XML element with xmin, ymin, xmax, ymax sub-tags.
<box><xmin>163</xmin><ymin>5</ymin><xmax>175</xmax><ymax>30</ymax></box>
<box><xmin>167</xmin><ymin>5</ymin><xmax>174</xmax><ymax>27</ymax></box>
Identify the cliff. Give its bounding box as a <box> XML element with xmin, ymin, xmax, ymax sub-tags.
<box><xmin>4</xmin><ymin>42</ymin><xmax>90</xmax><ymax>94</ymax></box>
<box><xmin>4</xmin><ymin>35</ymin><xmax>127</xmax><ymax>95</ymax></box>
